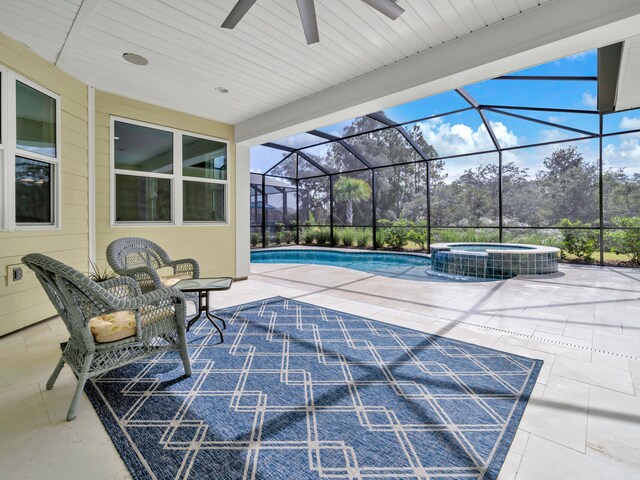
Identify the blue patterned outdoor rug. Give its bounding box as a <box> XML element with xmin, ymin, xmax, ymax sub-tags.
<box><xmin>84</xmin><ymin>296</ymin><xmax>542</xmax><ymax>480</ymax></box>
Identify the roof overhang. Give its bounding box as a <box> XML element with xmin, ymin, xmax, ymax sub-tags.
<box><xmin>236</xmin><ymin>0</ymin><xmax>640</xmax><ymax>146</ymax></box>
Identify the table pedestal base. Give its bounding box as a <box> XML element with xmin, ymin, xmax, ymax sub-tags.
<box><xmin>186</xmin><ymin>290</ymin><xmax>227</xmax><ymax>341</ymax></box>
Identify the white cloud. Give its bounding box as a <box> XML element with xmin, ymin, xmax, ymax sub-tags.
<box><xmin>582</xmin><ymin>92</ymin><xmax>597</xmax><ymax>108</ymax></box>
<box><xmin>489</xmin><ymin>121</ymin><xmax>519</xmax><ymax>148</ymax></box>
<box><xmin>618</xmin><ymin>137</ymin><xmax>640</xmax><ymax>160</ymax></box>
<box><xmin>603</xmin><ymin>143</ymin><xmax>617</xmax><ymax>160</ymax></box>
<box><xmin>619</xmin><ymin>116</ymin><xmax>640</xmax><ymax>130</ymax></box>
<box><xmin>418</xmin><ymin>118</ymin><xmax>518</xmax><ymax>157</ymax></box>
<box><xmin>539</xmin><ymin>129</ymin><xmax>570</xmax><ymax>142</ymax></box>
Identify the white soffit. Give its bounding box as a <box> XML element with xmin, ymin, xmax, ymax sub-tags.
<box><xmin>236</xmin><ymin>0</ymin><xmax>640</xmax><ymax>145</ymax></box>
<box><xmin>616</xmin><ymin>35</ymin><xmax>640</xmax><ymax>112</ymax></box>
<box><xmin>1</xmin><ymin>0</ymin><xmax>552</xmax><ymax>125</ymax></box>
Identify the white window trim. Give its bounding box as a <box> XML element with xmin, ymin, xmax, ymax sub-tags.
<box><xmin>110</xmin><ymin>116</ymin><xmax>230</xmax><ymax>227</ymax></box>
<box><xmin>0</xmin><ymin>66</ymin><xmax>62</xmax><ymax>231</ymax></box>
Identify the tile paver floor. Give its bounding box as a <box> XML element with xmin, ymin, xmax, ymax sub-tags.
<box><xmin>1</xmin><ymin>262</ymin><xmax>639</xmax><ymax>479</ymax></box>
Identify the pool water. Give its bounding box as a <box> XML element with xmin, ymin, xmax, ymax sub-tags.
<box><xmin>251</xmin><ymin>249</ymin><xmax>492</xmax><ymax>282</ymax></box>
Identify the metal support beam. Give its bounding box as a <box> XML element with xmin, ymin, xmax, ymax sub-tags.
<box><xmin>261</xmin><ymin>174</ymin><xmax>267</xmax><ymax>248</ymax></box>
<box><xmin>598</xmin><ymin>42</ymin><xmax>624</xmax><ymax>113</ymax></box>
<box><xmin>456</xmin><ymin>88</ymin><xmax>501</xmax><ymax>150</ymax></box>
<box><xmin>329</xmin><ymin>175</ymin><xmax>335</xmax><ymax>246</ymax></box>
<box><xmin>366</xmin><ymin>112</ymin><xmax>434</xmax><ymax>161</ymax></box>
<box><xmin>298</xmin><ymin>151</ymin><xmax>331</xmax><ymax>175</ymax></box>
<box><xmin>485</xmin><ymin>107</ymin><xmax>598</xmax><ymax>136</ymax></box>
<box><xmin>308</xmin><ymin>129</ymin><xmax>374</xmax><ymax>168</ymax></box>
<box><xmin>372</xmin><ymin>170</ymin><xmax>377</xmax><ymax>249</ymax></box>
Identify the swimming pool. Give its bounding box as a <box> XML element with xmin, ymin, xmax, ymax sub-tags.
<box><xmin>251</xmin><ymin>249</ymin><xmax>490</xmax><ymax>282</ymax></box>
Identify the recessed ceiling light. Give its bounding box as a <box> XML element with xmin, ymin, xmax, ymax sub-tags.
<box><xmin>215</xmin><ymin>87</ymin><xmax>229</xmax><ymax>94</ymax></box>
<box><xmin>122</xmin><ymin>53</ymin><xmax>148</xmax><ymax>66</ymax></box>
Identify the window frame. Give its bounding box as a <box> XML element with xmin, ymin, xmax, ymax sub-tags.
<box><xmin>0</xmin><ymin>66</ymin><xmax>62</xmax><ymax>231</ymax></box>
<box><xmin>110</xmin><ymin>116</ymin><xmax>230</xmax><ymax>227</ymax></box>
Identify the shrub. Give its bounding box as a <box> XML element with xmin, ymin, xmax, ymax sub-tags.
<box><xmin>608</xmin><ymin>217</ymin><xmax>640</xmax><ymax>264</ymax></box>
<box><xmin>408</xmin><ymin>223</ymin><xmax>428</xmax><ymax>250</ymax></box>
<box><xmin>375</xmin><ymin>220</ymin><xmax>391</xmax><ymax>248</ymax></box>
<box><xmin>316</xmin><ymin>227</ymin><xmax>330</xmax><ymax>245</ymax></box>
<box><xmin>274</xmin><ymin>230</ymin><xmax>284</xmax><ymax>244</ymax></box>
<box><xmin>250</xmin><ymin>232</ymin><xmax>260</xmax><ymax>247</ymax></box>
<box><xmin>340</xmin><ymin>228</ymin><xmax>355</xmax><ymax>247</ymax></box>
<box><xmin>558</xmin><ymin>219</ymin><xmax>598</xmax><ymax>262</ymax></box>
<box><xmin>386</xmin><ymin>219</ymin><xmax>413</xmax><ymax>250</ymax></box>
<box><xmin>282</xmin><ymin>229</ymin><xmax>295</xmax><ymax>244</ymax></box>
<box><xmin>302</xmin><ymin>227</ymin><xmax>315</xmax><ymax>244</ymax></box>
<box><xmin>355</xmin><ymin>228</ymin><xmax>371</xmax><ymax>248</ymax></box>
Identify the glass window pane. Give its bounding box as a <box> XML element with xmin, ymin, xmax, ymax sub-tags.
<box><xmin>115</xmin><ymin>174</ymin><xmax>171</xmax><ymax>222</ymax></box>
<box><xmin>16</xmin><ymin>81</ymin><xmax>56</xmax><ymax>157</ymax></box>
<box><xmin>114</xmin><ymin>121</ymin><xmax>173</xmax><ymax>174</ymax></box>
<box><xmin>183</xmin><ymin>135</ymin><xmax>227</xmax><ymax>180</ymax></box>
<box><xmin>183</xmin><ymin>181</ymin><xmax>225</xmax><ymax>222</ymax></box>
<box><xmin>15</xmin><ymin>156</ymin><xmax>52</xmax><ymax>224</ymax></box>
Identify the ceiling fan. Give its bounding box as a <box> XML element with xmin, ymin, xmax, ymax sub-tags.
<box><xmin>221</xmin><ymin>0</ymin><xmax>405</xmax><ymax>45</ymax></box>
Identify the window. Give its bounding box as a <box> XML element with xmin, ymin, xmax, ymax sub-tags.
<box><xmin>111</xmin><ymin>118</ymin><xmax>229</xmax><ymax>225</ymax></box>
<box><xmin>0</xmin><ymin>67</ymin><xmax>61</xmax><ymax>230</ymax></box>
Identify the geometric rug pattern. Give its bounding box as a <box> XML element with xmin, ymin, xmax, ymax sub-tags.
<box><xmin>84</xmin><ymin>296</ymin><xmax>542</xmax><ymax>480</ymax></box>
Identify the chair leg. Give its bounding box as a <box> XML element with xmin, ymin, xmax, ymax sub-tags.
<box><xmin>46</xmin><ymin>357</ymin><xmax>66</xmax><ymax>390</ymax></box>
<box><xmin>66</xmin><ymin>353</ymin><xmax>94</xmax><ymax>421</ymax></box>
<box><xmin>178</xmin><ymin>331</ymin><xmax>192</xmax><ymax>377</ymax></box>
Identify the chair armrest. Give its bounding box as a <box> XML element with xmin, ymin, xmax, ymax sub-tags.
<box><xmin>123</xmin><ymin>287</ymin><xmax>185</xmax><ymax>310</ymax></box>
<box><xmin>120</xmin><ymin>288</ymin><xmax>187</xmax><ymax>339</ymax></box>
<box><xmin>167</xmin><ymin>258</ymin><xmax>200</xmax><ymax>278</ymax></box>
<box><xmin>113</xmin><ymin>265</ymin><xmax>162</xmax><ymax>291</ymax></box>
<box><xmin>99</xmin><ymin>276</ymin><xmax>142</xmax><ymax>298</ymax></box>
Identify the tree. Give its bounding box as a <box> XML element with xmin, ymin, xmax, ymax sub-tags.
<box><xmin>536</xmin><ymin>146</ymin><xmax>598</xmax><ymax>225</ymax></box>
<box><xmin>333</xmin><ymin>177</ymin><xmax>371</xmax><ymax>225</ymax></box>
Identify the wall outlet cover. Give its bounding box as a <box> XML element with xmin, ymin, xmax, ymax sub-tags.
<box><xmin>7</xmin><ymin>264</ymin><xmax>25</xmax><ymax>285</ymax></box>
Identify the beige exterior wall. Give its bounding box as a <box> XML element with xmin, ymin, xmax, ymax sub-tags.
<box><xmin>0</xmin><ymin>33</ymin><xmax>238</xmax><ymax>337</ymax></box>
<box><xmin>0</xmin><ymin>33</ymin><xmax>89</xmax><ymax>336</ymax></box>
<box><xmin>94</xmin><ymin>91</ymin><xmax>237</xmax><ymax>280</ymax></box>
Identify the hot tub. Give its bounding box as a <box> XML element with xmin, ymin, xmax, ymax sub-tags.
<box><xmin>430</xmin><ymin>243</ymin><xmax>560</xmax><ymax>279</ymax></box>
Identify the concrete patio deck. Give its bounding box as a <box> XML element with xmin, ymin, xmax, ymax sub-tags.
<box><xmin>1</xmin><ymin>262</ymin><xmax>639</xmax><ymax>479</ymax></box>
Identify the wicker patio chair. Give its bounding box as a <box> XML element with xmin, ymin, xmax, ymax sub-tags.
<box><xmin>22</xmin><ymin>253</ymin><xmax>191</xmax><ymax>421</ymax></box>
<box><xmin>106</xmin><ymin>237</ymin><xmax>200</xmax><ymax>294</ymax></box>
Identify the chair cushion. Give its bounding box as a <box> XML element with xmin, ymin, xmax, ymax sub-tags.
<box><xmin>159</xmin><ymin>274</ymin><xmax>191</xmax><ymax>287</ymax></box>
<box><xmin>89</xmin><ymin>311</ymin><xmax>136</xmax><ymax>343</ymax></box>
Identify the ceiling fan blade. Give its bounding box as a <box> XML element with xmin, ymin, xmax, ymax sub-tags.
<box><xmin>361</xmin><ymin>0</ymin><xmax>405</xmax><ymax>20</ymax></box>
<box><xmin>296</xmin><ymin>0</ymin><xmax>320</xmax><ymax>45</ymax></box>
<box><xmin>221</xmin><ymin>0</ymin><xmax>258</xmax><ymax>29</ymax></box>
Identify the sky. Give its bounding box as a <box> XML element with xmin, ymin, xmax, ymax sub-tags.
<box><xmin>251</xmin><ymin>49</ymin><xmax>640</xmax><ymax>178</ymax></box>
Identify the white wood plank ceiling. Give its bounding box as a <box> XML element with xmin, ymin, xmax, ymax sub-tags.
<box><xmin>0</xmin><ymin>0</ymin><xmax>553</xmax><ymax>124</ymax></box>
